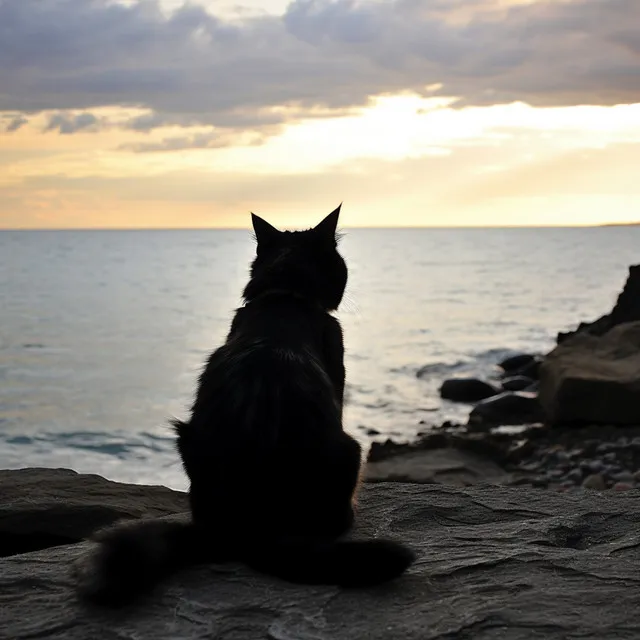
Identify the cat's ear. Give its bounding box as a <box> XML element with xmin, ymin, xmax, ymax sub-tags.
<box><xmin>313</xmin><ymin>203</ymin><xmax>341</xmax><ymax>241</ymax></box>
<box><xmin>251</xmin><ymin>213</ymin><xmax>280</xmax><ymax>245</ymax></box>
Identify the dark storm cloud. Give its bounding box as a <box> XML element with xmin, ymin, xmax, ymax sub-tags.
<box><xmin>1</xmin><ymin>0</ymin><xmax>638</xmax><ymax>133</ymax></box>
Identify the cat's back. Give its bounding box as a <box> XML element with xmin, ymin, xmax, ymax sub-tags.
<box><xmin>191</xmin><ymin>294</ymin><xmax>340</xmax><ymax>440</ymax></box>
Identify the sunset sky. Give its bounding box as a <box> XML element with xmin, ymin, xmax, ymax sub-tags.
<box><xmin>1</xmin><ymin>0</ymin><xmax>639</xmax><ymax>229</ymax></box>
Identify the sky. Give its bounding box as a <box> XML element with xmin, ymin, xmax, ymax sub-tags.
<box><xmin>1</xmin><ymin>0</ymin><xmax>639</xmax><ymax>229</ymax></box>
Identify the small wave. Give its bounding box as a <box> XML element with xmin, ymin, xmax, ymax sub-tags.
<box><xmin>0</xmin><ymin>430</ymin><xmax>176</xmax><ymax>460</ymax></box>
<box><xmin>415</xmin><ymin>360</ymin><xmax>470</xmax><ymax>379</ymax></box>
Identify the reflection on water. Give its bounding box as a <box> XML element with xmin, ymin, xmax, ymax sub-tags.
<box><xmin>1</xmin><ymin>227</ymin><xmax>638</xmax><ymax>490</ymax></box>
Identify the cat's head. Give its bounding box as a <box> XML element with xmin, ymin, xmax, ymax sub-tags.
<box><xmin>242</xmin><ymin>204</ymin><xmax>348</xmax><ymax>311</ymax></box>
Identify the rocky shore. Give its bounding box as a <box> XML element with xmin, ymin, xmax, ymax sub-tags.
<box><xmin>3</xmin><ymin>468</ymin><xmax>640</xmax><ymax>639</ymax></box>
<box><xmin>367</xmin><ymin>264</ymin><xmax>640</xmax><ymax>494</ymax></box>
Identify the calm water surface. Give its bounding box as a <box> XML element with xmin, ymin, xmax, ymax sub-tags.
<box><xmin>1</xmin><ymin>227</ymin><xmax>638</xmax><ymax>490</ymax></box>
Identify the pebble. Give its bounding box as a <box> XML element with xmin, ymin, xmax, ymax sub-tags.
<box><xmin>582</xmin><ymin>474</ymin><xmax>606</xmax><ymax>490</ymax></box>
<box><xmin>613</xmin><ymin>482</ymin><xmax>634</xmax><ymax>491</ymax></box>
<box><xmin>633</xmin><ymin>470</ymin><xmax>640</xmax><ymax>482</ymax></box>
<box><xmin>565</xmin><ymin>468</ymin><xmax>584</xmax><ymax>484</ymax></box>
<box><xmin>531</xmin><ymin>476</ymin><xmax>549</xmax><ymax>488</ymax></box>
<box><xmin>597</xmin><ymin>443</ymin><xmax>615</xmax><ymax>454</ymax></box>
<box><xmin>603</xmin><ymin>464</ymin><xmax>622</xmax><ymax>477</ymax></box>
<box><xmin>587</xmin><ymin>460</ymin><xmax>604</xmax><ymax>474</ymax></box>
<box><xmin>603</xmin><ymin>452</ymin><xmax>617</xmax><ymax>463</ymax></box>
<box><xmin>612</xmin><ymin>471</ymin><xmax>635</xmax><ymax>483</ymax></box>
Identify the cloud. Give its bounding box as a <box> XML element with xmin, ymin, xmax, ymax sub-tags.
<box><xmin>119</xmin><ymin>128</ymin><xmax>266</xmax><ymax>152</ymax></box>
<box><xmin>2</xmin><ymin>114</ymin><xmax>28</xmax><ymax>132</ymax></box>
<box><xmin>0</xmin><ymin>0</ymin><xmax>639</xmax><ymax>136</ymax></box>
<box><xmin>44</xmin><ymin>112</ymin><xmax>101</xmax><ymax>134</ymax></box>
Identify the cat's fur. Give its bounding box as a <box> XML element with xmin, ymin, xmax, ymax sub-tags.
<box><xmin>74</xmin><ymin>205</ymin><xmax>415</xmax><ymax>606</ymax></box>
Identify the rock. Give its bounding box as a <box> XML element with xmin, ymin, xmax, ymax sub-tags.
<box><xmin>558</xmin><ymin>264</ymin><xmax>640</xmax><ymax>343</ymax></box>
<box><xmin>540</xmin><ymin>321</ymin><xmax>640</xmax><ymax>425</ymax></box>
<box><xmin>582</xmin><ymin>474</ymin><xmax>606</xmax><ymax>490</ymax></box>
<box><xmin>4</xmin><ymin>482</ymin><xmax>640</xmax><ymax>639</ymax></box>
<box><xmin>0</xmin><ymin>468</ymin><xmax>188</xmax><ymax>557</ymax></box>
<box><xmin>439</xmin><ymin>378</ymin><xmax>500</xmax><ymax>403</ymax></box>
<box><xmin>501</xmin><ymin>375</ymin><xmax>535</xmax><ymax>392</ymax></box>
<box><xmin>612</xmin><ymin>471</ymin><xmax>635</xmax><ymax>484</ymax></box>
<box><xmin>468</xmin><ymin>391</ymin><xmax>543</xmax><ymax>427</ymax></box>
<box><xmin>498</xmin><ymin>353</ymin><xmax>538</xmax><ymax>373</ymax></box>
<box><xmin>512</xmin><ymin>358</ymin><xmax>542</xmax><ymax>380</ymax></box>
<box><xmin>613</xmin><ymin>482</ymin><xmax>634</xmax><ymax>491</ymax></box>
<box><xmin>365</xmin><ymin>447</ymin><xmax>513</xmax><ymax>486</ymax></box>
<box><xmin>565</xmin><ymin>468</ymin><xmax>584</xmax><ymax>484</ymax></box>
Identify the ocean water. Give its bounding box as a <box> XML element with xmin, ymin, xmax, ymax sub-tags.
<box><xmin>1</xmin><ymin>227</ymin><xmax>639</xmax><ymax>490</ymax></box>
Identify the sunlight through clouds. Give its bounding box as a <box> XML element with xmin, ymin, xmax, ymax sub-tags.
<box><xmin>1</xmin><ymin>0</ymin><xmax>639</xmax><ymax>228</ymax></box>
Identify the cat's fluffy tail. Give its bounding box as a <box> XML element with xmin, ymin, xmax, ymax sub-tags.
<box><xmin>74</xmin><ymin>518</ymin><xmax>203</xmax><ymax>607</ymax></box>
<box><xmin>74</xmin><ymin>518</ymin><xmax>415</xmax><ymax>607</ymax></box>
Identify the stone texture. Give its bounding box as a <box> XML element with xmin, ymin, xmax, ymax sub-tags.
<box><xmin>0</xmin><ymin>468</ymin><xmax>188</xmax><ymax>557</ymax></box>
<box><xmin>468</xmin><ymin>391</ymin><xmax>542</xmax><ymax>427</ymax></box>
<box><xmin>366</xmin><ymin>447</ymin><xmax>514</xmax><ymax>486</ymax></box>
<box><xmin>3</xmin><ymin>482</ymin><xmax>640</xmax><ymax>639</ymax></box>
<box><xmin>439</xmin><ymin>378</ymin><xmax>499</xmax><ymax>403</ymax></box>
<box><xmin>539</xmin><ymin>321</ymin><xmax>640</xmax><ymax>425</ymax></box>
<box><xmin>558</xmin><ymin>264</ymin><xmax>640</xmax><ymax>343</ymax></box>
<box><xmin>501</xmin><ymin>375</ymin><xmax>535</xmax><ymax>392</ymax></box>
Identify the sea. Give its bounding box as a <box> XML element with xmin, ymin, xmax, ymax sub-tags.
<box><xmin>1</xmin><ymin>227</ymin><xmax>638</xmax><ymax>491</ymax></box>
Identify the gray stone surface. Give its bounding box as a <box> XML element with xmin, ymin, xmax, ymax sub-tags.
<box><xmin>540</xmin><ymin>321</ymin><xmax>640</xmax><ymax>425</ymax></box>
<box><xmin>0</xmin><ymin>468</ymin><xmax>188</xmax><ymax>556</ymax></box>
<box><xmin>366</xmin><ymin>447</ymin><xmax>514</xmax><ymax>485</ymax></box>
<box><xmin>3</xmin><ymin>482</ymin><xmax>640</xmax><ymax>639</ymax></box>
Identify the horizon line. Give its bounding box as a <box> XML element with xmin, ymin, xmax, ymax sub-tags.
<box><xmin>1</xmin><ymin>222</ymin><xmax>639</xmax><ymax>232</ymax></box>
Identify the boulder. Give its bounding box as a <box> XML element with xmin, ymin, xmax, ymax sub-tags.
<box><xmin>540</xmin><ymin>321</ymin><xmax>640</xmax><ymax>425</ymax></box>
<box><xmin>3</xmin><ymin>481</ymin><xmax>640</xmax><ymax>639</ymax></box>
<box><xmin>511</xmin><ymin>357</ymin><xmax>542</xmax><ymax>380</ymax></box>
<box><xmin>558</xmin><ymin>264</ymin><xmax>640</xmax><ymax>343</ymax></box>
<box><xmin>469</xmin><ymin>391</ymin><xmax>542</xmax><ymax>427</ymax></box>
<box><xmin>0</xmin><ymin>468</ymin><xmax>188</xmax><ymax>557</ymax></box>
<box><xmin>501</xmin><ymin>375</ymin><xmax>535</xmax><ymax>392</ymax></box>
<box><xmin>439</xmin><ymin>378</ymin><xmax>500</xmax><ymax>403</ymax></box>
<box><xmin>366</xmin><ymin>447</ymin><xmax>513</xmax><ymax>485</ymax></box>
<box><xmin>498</xmin><ymin>353</ymin><xmax>538</xmax><ymax>374</ymax></box>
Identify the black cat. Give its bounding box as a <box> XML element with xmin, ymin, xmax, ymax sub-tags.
<box><xmin>75</xmin><ymin>205</ymin><xmax>414</xmax><ymax>606</ymax></box>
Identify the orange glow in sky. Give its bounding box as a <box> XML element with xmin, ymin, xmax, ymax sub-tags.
<box><xmin>1</xmin><ymin>0</ymin><xmax>638</xmax><ymax>229</ymax></box>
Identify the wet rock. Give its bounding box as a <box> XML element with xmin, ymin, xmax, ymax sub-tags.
<box><xmin>613</xmin><ymin>482</ymin><xmax>635</xmax><ymax>491</ymax></box>
<box><xmin>498</xmin><ymin>353</ymin><xmax>538</xmax><ymax>374</ymax></box>
<box><xmin>468</xmin><ymin>391</ymin><xmax>543</xmax><ymax>427</ymax></box>
<box><xmin>501</xmin><ymin>375</ymin><xmax>535</xmax><ymax>392</ymax></box>
<box><xmin>565</xmin><ymin>468</ymin><xmax>584</xmax><ymax>484</ymax></box>
<box><xmin>582</xmin><ymin>474</ymin><xmax>606</xmax><ymax>490</ymax></box>
<box><xmin>540</xmin><ymin>321</ymin><xmax>640</xmax><ymax>425</ymax></box>
<box><xmin>557</xmin><ymin>264</ymin><xmax>640</xmax><ymax>343</ymax></box>
<box><xmin>513</xmin><ymin>358</ymin><xmax>542</xmax><ymax>381</ymax></box>
<box><xmin>612</xmin><ymin>471</ymin><xmax>635</xmax><ymax>484</ymax></box>
<box><xmin>439</xmin><ymin>378</ymin><xmax>500</xmax><ymax>403</ymax></box>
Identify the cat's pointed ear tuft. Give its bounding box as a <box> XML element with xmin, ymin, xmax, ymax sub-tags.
<box><xmin>251</xmin><ymin>212</ymin><xmax>280</xmax><ymax>245</ymax></box>
<box><xmin>313</xmin><ymin>203</ymin><xmax>341</xmax><ymax>241</ymax></box>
